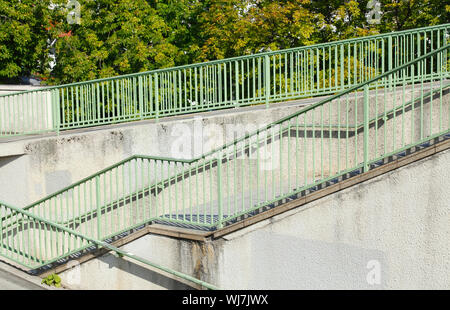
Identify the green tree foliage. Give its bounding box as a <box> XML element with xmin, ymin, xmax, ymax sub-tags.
<box><xmin>47</xmin><ymin>0</ymin><xmax>179</xmax><ymax>84</ymax></box>
<box><xmin>0</xmin><ymin>0</ymin><xmax>448</xmax><ymax>85</ymax></box>
<box><xmin>152</xmin><ymin>0</ymin><xmax>204</xmax><ymax>65</ymax></box>
<box><xmin>0</xmin><ymin>0</ymin><xmax>63</xmax><ymax>81</ymax></box>
<box><xmin>306</xmin><ymin>0</ymin><xmax>379</xmax><ymax>43</ymax></box>
<box><xmin>376</xmin><ymin>0</ymin><xmax>450</xmax><ymax>32</ymax></box>
<box><xmin>195</xmin><ymin>0</ymin><xmax>324</xmax><ymax>62</ymax></box>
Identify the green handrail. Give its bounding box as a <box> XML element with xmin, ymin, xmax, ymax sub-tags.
<box><xmin>1</xmin><ymin>23</ymin><xmax>449</xmax><ymax>136</ymax></box>
<box><xmin>0</xmin><ymin>199</ymin><xmax>219</xmax><ymax>290</ymax></box>
<box><xmin>1</xmin><ymin>23</ymin><xmax>449</xmax><ymax>95</ymax></box>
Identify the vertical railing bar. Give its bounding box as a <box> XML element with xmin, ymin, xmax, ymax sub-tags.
<box><xmin>217</xmin><ymin>153</ymin><xmax>223</xmax><ymax>229</ymax></box>
<box><xmin>363</xmin><ymin>85</ymin><xmax>369</xmax><ymax>172</ymax></box>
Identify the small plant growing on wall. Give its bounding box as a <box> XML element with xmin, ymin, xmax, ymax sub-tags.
<box><xmin>41</xmin><ymin>273</ymin><xmax>62</xmax><ymax>288</ymax></box>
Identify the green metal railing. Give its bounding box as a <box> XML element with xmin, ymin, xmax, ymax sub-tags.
<box><xmin>0</xmin><ymin>200</ymin><xmax>218</xmax><ymax>289</ymax></box>
<box><xmin>1</xmin><ymin>43</ymin><xmax>447</xmax><ymax>278</ymax></box>
<box><xmin>1</xmin><ymin>23</ymin><xmax>449</xmax><ymax>137</ymax></box>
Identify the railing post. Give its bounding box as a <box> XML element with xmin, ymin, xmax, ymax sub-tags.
<box><xmin>200</xmin><ymin>68</ymin><xmax>204</xmax><ymax>108</ymax></box>
<box><xmin>51</xmin><ymin>90</ymin><xmax>56</xmax><ymax>134</ymax></box>
<box><xmin>235</xmin><ymin>61</ymin><xmax>240</xmax><ymax>107</ymax></box>
<box><xmin>53</xmin><ymin>89</ymin><xmax>61</xmax><ymax>136</ymax></box>
<box><xmin>340</xmin><ymin>44</ymin><xmax>345</xmax><ymax>90</ymax></box>
<box><xmin>388</xmin><ymin>36</ymin><xmax>393</xmax><ymax>89</ymax></box>
<box><xmin>155</xmin><ymin>73</ymin><xmax>159</xmax><ymax>121</ymax></box>
<box><xmin>265</xmin><ymin>55</ymin><xmax>270</xmax><ymax>108</ymax></box>
<box><xmin>444</xmin><ymin>29</ymin><xmax>449</xmax><ymax>78</ymax></box>
<box><xmin>138</xmin><ymin>76</ymin><xmax>144</xmax><ymax>120</ymax></box>
<box><xmin>363</xmin><ymin>85</ymin><xmax>370</xmax><ymax>173</ymax></box>
<box><xmin>216</xmin><ymin>153</ymin><xmax>223</xmax><ymax>229</ymax></box>
<box><xmin>96</xmin><ymin>175</ymin><xmax>101</xmax><ymax>242</ymax></box>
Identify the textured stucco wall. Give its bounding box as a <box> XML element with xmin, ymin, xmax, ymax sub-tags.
<box><xmin>0</xmin><ymin>97</ymin><xmax>322</xmax><ymax>207</ymax></box>
<box><xmin>214</xmin><ymin>149</ymin><xmax>450</xmax><ymax>290</ymax></box>
<box><xmin>58</xmin><ymin>234</ymin><xmax>215</xmax><ymax>290</ymax></box>
<box><xmin>59</xmin><ymin>148</ymin><xmax>450</xmax><ymax>289</ymax></box>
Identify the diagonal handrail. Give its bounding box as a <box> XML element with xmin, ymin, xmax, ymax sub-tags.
<box><xmin>0</xmin><ymin>199</ymin><xmax>219</xmax><ymax>289</ymax></box>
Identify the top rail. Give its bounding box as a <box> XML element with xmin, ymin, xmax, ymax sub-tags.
<box><xmin>1</xmin><ymin>23</ymin><xmax>449</xmax><ymax>137</ymax></box>
<box><xmin>1</xmin><ymin>22</ymin><xmax>449</xmax><ymax>95</ymax></box>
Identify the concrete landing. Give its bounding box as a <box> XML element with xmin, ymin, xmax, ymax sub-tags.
<box><xmin>0</xmin><ymin>262</ymin><xmax>47</xmax><ymax>290</ymax></box>
<box><xmin>0</xmin><ymin>269</ymin><xmax>44</xmax><ymax>290</ymax></box>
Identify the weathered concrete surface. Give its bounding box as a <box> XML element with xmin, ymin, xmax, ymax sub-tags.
<box><xmin>0</xmin><ymin>261</ymin><xmax>46</xmax><ymax>290</ymax></box>
<box><xmin>0</xmin><ymin>269</ymin><xmax>44</xmax><ymax>290</ymax></box>
<box><xmin>0</xmin><ymin>96</ymin><xmax>326</xmax><ymax>207</ymax></box>
<box><xmin>59</xmin><ymin>147</ymin><xmax>450</xmax><ymax>289</ymax></box>
<box><xmin>217</xmin><ymin>147</ymin><xmax>450</xmax><ymax>289</ymax></box>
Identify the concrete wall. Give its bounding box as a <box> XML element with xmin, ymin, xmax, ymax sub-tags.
<box><xmin>0</xmin><ymin>97</ymin><xmax>322</xmax><ymax>207</ymax></box>
<box><xmin>0</xmin><ymin>85</ymin><xmax>53</xmax><ymax>134</ymax></box>
<box><xmin>59</xmin><ymin>147</ymin><xmax>450</xmax><ymax>289</ymax></box>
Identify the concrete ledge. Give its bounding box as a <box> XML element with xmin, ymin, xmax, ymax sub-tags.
<box><xmin>147</xmin><ymin>224</ymin><xmax>210</xmax><ymax>241</ymax></box>
<box><xmin>0</xmin><ymin>140</ymin><xmax>26</xmax><ymax>157</ymax></box>
<box><xmin>0</xmin><ymin>261</ymin><xmax>59</xmax><ymax>290</ymax></box>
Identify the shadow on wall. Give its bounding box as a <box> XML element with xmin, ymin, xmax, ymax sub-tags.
<box><xmin>0</xmin><ymin>155</ymin><xmax>21</xmax><ymax>169</ymax></box>
<box><xmin>98</xmin><ymin>254</ymin><xmax>195</xmax><ymax>290</ymax></box>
